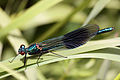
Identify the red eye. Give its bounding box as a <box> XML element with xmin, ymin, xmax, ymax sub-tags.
<box><xmin>20</xmin><ymin>52</ymin><xmax>25</xmax><ymax>55</ymax></box>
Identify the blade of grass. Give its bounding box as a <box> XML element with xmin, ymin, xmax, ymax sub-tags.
<box><xmin>25</xmin><ymin>68</ymin><xmax>39</xmax><ymax>80</ymax></box>
<box><xmin>1</xmin><ymin>52</ymin><xmax>120</xmax><ymax>79</ymax></box>
<box><xmin>5</xmin><ymin>0</ymin><xmax>14</xmax><ymax>14</ymax></box>
<box><xmin>0</xmin><ymin>42</ymin><xmax>3</xmax><ymax>59</ymax></box>
<box><xmin>83</xmin><ymin>0</ymin><xmax>111</xmax><ymax>26</ymax></box>
<box><xmin>97</xmin><ymin>60</ymin><xmax>111</xmax><ymax>80</ymax></box>
<box><xmin>0</xmin><ymin>38</ymin><xmax>120</xmax><ymax>74</ymax></box>
<box><xmin>36</xmin><ymin>68</ymin><xmax>47</xmax><ymax>80</ymax></box>
<box><xmin>27</xmin><ymin>52</ymin><xmax>120</xmax><ymax>69</ymax></box>
<box><xmin>0</xmin><ymin>0</ymin><xmax>63</xmax><ymax>39</ymax></box>
<box><xmin>0</xmin><ymin>62</ymin><xmax>27</xmax><ymax>80</ymax></box>
<box><xmin>16</xmin><ymin>0</ymin><xmax>28</xmax><ymax>13</ymax></box>
<box><xmin>114</xmin><ymin>73</ymin><xmax>120</xmax><ymax>80</ymax></box>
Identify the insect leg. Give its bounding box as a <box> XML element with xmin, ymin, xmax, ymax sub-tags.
<box><xmin>49</xmin><ymin>51</ymin><xmax>67</xmax><ymax>58</ymax></box>
<box><xmin>24</xmin><ymin>53</ymin><xmax>27</xmax><ymax>69</ymax></box>
<box><xmin>36</xmin><ymin>54</ymin><xmax>42</xmax><ymax>66</ymax></box>
<box><xmin>9</xmin><ymin>54</ymin><xmax>19</xmax><ymax>63</ymax></box>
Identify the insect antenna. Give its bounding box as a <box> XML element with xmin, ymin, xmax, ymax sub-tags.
<box><xmin>49</xmin><ymin>51</ymin><xmax>67</xmax><ymax>58</ymax></box>
<box><xmin>9</xmin><ymin>54</ymin><xmax>19</xmax><ymax>63</ymax></box>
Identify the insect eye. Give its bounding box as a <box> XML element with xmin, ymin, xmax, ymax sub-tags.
<box><xmin>22</xmin><ymin>46</ymin><xmax>25</xmax><ymax>48</ymax></box>
<box><xmin>20</xmin><ymin>44</ymin><xmax>25</xmax><ymax>48</ymax></box>
<box><xmin>20</xmin><ymin>52</ymin><xmax>25</xmax><ymax>55</ymax></box>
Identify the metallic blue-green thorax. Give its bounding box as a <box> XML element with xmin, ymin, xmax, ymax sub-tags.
<box><xmin>26</xmin><ymin>36</ymin><xmax>65</xmax><ymax>55</ymax></box>
<box><xmin>26</xmin><ymin>44</ymin><xmax>40</xmax><ymax>55</ymax></box>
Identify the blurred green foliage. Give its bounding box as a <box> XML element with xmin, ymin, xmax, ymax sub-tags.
<box><xmin>0</xmin><ymin>0</ymin><xmax>120</xmax><ymax>80</ymax></box>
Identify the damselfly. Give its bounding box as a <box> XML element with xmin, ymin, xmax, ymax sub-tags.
<box><xmin>9</xmin><ymin>24</ymin><xmax>114</xmax><ymax>67</ymax></box>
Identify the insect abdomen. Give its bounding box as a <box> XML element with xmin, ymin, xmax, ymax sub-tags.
<box><xmin>97</xmin><ymin>27</ymin><xmax>114</xmax><ymax>34</ymax></box>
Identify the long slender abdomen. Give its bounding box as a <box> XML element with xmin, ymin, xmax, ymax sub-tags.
<box><xmin>97</xmin><ymin>27</ymin><xmax>114</xmax><ymax>34</ymax></box>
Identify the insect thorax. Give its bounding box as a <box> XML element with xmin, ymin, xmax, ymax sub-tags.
<box><xmin>26</xmin><ymin>44</ymin><xmax>41</xmax><ymax>55</ymax></box>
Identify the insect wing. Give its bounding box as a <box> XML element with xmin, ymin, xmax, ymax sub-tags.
<box><xmin>63</xmin><ymin>24</ymin><xmax>99</xmax><ymax>49</ymax></box>
<box><xmin>39</xmin><ymin>36</ymin><xmax>65</xmax><ymax>51</ymax></box>
<box><xmin>39</xmin><ymin>24</ymin><xmax>99</xmax><ymax>50</ymax></box>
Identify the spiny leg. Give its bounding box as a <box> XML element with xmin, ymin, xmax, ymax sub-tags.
<box><xmin>49</xmin><ymin>51</ymin><xmax>67</xmax><ymax>58</ymax></box>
